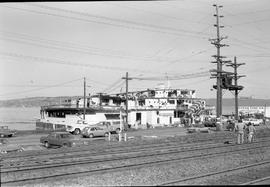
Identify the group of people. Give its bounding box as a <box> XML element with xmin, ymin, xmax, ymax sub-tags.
<box><xmin>234</xmin><ymin>119</ymin><xmax>256</xmax><ymax>144</ymax></box>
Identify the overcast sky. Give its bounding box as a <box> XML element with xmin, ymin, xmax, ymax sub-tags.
<box><xmin>0</xmin><ymin>0</ymin><xmax>270</xmax><ymax>100</ymax></box>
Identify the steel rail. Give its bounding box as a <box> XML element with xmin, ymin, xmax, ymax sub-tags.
<box><xmin>1</xmin><ymin>132</ymin><xmax>238</xmax><ymax>159</ymax></box>
<box><xmin>240</xmin><ymin>176</ymin><xmax>270</xmax><ymax>185</ymax></box>
<box><xmin>2</xmin><ymin>138</ymin><xmax>269</xmax><ymax>171</ymax></box>
<box><xmin>3</xmin><ymin>129</ymin><xmax>263</xmax><ymax>160</ymax></box>
<box><xmin>2</xmin><ymin>142</ymin><xmax>270</xmax><ymax>185</ymax></box>
<box><xmin>158</xmin><ymin>160</ymin><xmax>270</xmax><ymax>186</ymax></box>
<box><xmin>2</xmin><ymin>134</ymin><xmax>268</xmax><ymax>168</ymax></box>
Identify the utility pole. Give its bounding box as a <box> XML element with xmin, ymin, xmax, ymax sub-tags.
<box><xmin>122</xmin><ymin>72</ymin><xmax>132</xmax><ymax>125</ymax></box>
<box><xmin>97</xmin><ymin>92</ymin><xmax>103</xmax><ymax>106</ymax></box>
<box><xmin>226</xmin><ymin>57</ymin><xmax>245</xmax><ymax>120</ymax></box>
<box><xmin>210</xmin><ymin>4</ymin><xmax>229</xmax><ymax>118</ymax></box>
<box><xmin>83</xmin><ymin>77</ymin><xmax>86</xmax><ymax>120</ymax></box>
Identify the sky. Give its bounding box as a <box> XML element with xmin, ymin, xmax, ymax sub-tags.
<box><xmin>0</xmin><ymin>0</ymin><xmax>270</xmax><ymax>100</ymax></box>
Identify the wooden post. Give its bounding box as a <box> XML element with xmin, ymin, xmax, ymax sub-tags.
<box><xmin>124</xmin><ymin>133</ymin><xmax>127</xmax><ymax>142</ymax></box>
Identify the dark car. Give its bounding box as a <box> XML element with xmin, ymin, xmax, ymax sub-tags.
<box><xmin>203</xmin><ymin>120</ymin><xmax>216</xmax><ymax>127</ymax></box>
<box><xmin>40</xmin><ymin>132</ymin><xmax>84</xmax><ymax>148</ymax></box>
<box><xmin>0</xmin><ymin>126</ymin><xmax>16</xmax><ymax>138</ymax></box>
<box><xmin>225</xmin><ymin>120</ymin><xmax>235</xmax><ymax>131</ymax></box>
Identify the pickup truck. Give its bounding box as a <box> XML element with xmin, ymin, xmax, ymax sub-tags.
<box><xmin>0</xmin><ymin>126</ymin><xmax>16</xmax><ymax>138</ymax></box>
<box><xmin>40</xmin><ymin>132</ymin><xmax>85</xmax><ymax>148</ymax></box>
<box><xmin>66</xmin><ymin>120</ymin><xmax>90</xmax><ymax>135</ymax></box>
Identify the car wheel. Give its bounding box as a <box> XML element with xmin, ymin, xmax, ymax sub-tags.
<box><xmin>44</xmin><ymin>142</ymin><xmax>50</xmax><ymax>148</ymax></box>
<box><xmin>89</xmin><ymin>133</ymin><xmax>94</xmax><ymax>138</ymax></box>
<box><xmin>104</xmin><ymin>132</ymin><xmax>109</xmax><ymax>137</ymax></box>
<box><xmin>74</xmin><ymin>128</ymin><xmax>81</xmax><ymax>135</ymax></box>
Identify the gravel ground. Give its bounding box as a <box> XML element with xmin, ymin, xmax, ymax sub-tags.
<box><xmin>5</xmin><ymin>126</ymin><xmax>268</xmax><ymax>186</ymax></box>
<box><xmin>22</xmin><ymin>146</ymin><xmax>270</xmax><ymax>186</ymax></box>
<box><xmin>2</xmin><ymin>126</ymin><xmax>270</xmax><ymax>186</ymax></box>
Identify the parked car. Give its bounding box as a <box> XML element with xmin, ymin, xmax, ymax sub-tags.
<box><xmin>66</xmin><ymin>120</ymin><xmax>90</xmax><ymax>135</ymax></box>
<box><xmin>242</xmin><ymin>118</ymin><xmax>262</xmax><ymax>126</ymax></box>
<box><xmin>40</xmin><ymin>132</ymin><xmax>84</xmax><ymax>148</ymax></box>
<box><xmin>81</xmin><ymin>126</ymin><xmax>110</xmax><ymax>138</ymax></box>
<box><xmin>0</xmin><ymin>126</ymin><xmax>16</xmax><ymax>138</ymax></box>
<box><xmin>203</xmin><ymin>120</ymin><xmax>216</xmax><ymax>127</ymax></box>
<box><xmin>94</xmin><ymin>120</ymin><xmax>126</xmax><ymax>133</ymax></box>
<box><xmin>225</xmin><ymin>120</ymin><xmax>235</xmax><ymax>131</ymax></box>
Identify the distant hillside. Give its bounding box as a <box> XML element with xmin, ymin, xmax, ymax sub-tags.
<box><xmin>205</xmin><ymin>98</ymin><xmax>270</xmax><ymax>107</ymax></box>
<box><xmin>1</xmin><ymin>97</ymin><xmax>270</xmax><ymax>108</ymax></box>
<box><xmin>0</xmin><ymin>96</ymin><xmax>78</xmax><ymax>108</ymax></box>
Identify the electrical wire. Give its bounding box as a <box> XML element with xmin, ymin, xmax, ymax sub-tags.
<box><xmin>107</xmin><ymin>3</ymin><xmax>211</xmax><ymax>26</ymax></box>
<box><xmin>0</xmin><ymin>31</ymin><xmax>181</xmax><ymax>64</ymax></box>
<box><xmin>0</xmin><ymin>4</ymin><xmax>210</xmax><ymax>40</ymax></box>
<box><xmin>27</xmin><ymin>3</ymin><xmax>211</xmax><ymax>38</ymax></box>
<box><xmin>0</xmin><ymin>78</ymin><xmax>83</xmax><ymax>97</ymax></box>
<box><xmin>130</xmin><ymin>71</ymin><xmax>210</xmax><ymax>81</ymax></box>
<box><xmin>0</xmin><ymin>52</ymin><xmax>164</xmax><ymax>74</ymax></box>
<box><xmin>100</xmin><ymin>78</ymin><xmax>123</xmax><ymax>94</ymax></box>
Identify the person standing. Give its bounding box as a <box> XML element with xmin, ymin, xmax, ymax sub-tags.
<box><xmin>247</xmin><ymin>123</ymin><xmax>256</xmax><ymax>143</ymax></box>
<box><xmin>234</xmin><ymin>119</ymin><xmax>246</xmax><ymax>144</ymax></box>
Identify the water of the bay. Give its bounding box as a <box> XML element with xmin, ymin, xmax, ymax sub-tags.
<box><xmin>0</xmin><ymin>106</ymin><xmax>236</xmax><ymax>130</ymax></box>
<box><xmin>0</xmin><ymin>107</ymin><xmax>40</xmax><ymax>130</ymax></box>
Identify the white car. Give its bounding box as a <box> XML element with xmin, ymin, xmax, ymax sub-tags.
<box><xmin>243</xmin><ymin>118</ymin><xmax>262</xmax><ymax>126</ymax></box>
<box><xmin>66</xmin><ymin>120</ymin><xmax>89</xmax><ymax>135</ymax></box>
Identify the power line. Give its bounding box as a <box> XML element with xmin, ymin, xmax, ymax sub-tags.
<box><xmin>0</xmin><ymin>78</ymin><xmax>83</xmax><ymax>97</ymax></box>
<box><xmin>229</xmin><ymin>18</ymin><xmax>270</xmax><ymax>27</ymax></box>
<box><xmin>130</xmin><ymin>71</ymin><xmax>210</xmax><ymax>81</ymax></box>
<box><xmin>0</xmin><ymin>36</ymin><xmax>176</xmax><ymax>64</ymax></box>
<box><xmin>100</xmin><ymin>78</ymin><xmax>124</xmax><ymax>94</ymax></box>
<box><xmin>225</xmin><ymin>8</ymin><xmax>270</xmax><ymax>16</ymax></box>
<box><xmin>0</xmin><ymin>31</ymin><xmax>183</xmax><ymax>64</ymax></box>
<box><xmin>108</xmin><ymin>3</ymin><xmax>211</xmax><ymax>26</ymax></box>
<box><xmin>0</xmin><ymin>52</ymin><xmax>165</xmax><ymax>74</ymax></box>
<box><xmin>0</xmin><ymin>4</ymin><xmax>210</xmax><ymax>40</ymax></box>
<box><xmin>27</xmin><ymin>3</ymin><xmax>212</xmax><ymax>38</ymax></box>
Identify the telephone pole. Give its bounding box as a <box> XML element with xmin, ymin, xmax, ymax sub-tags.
<box><xmin>226</xmin><ymin>57</ymin><xmax>245</xmax><ymax>120</ymax></box>
<box><xmin>97</xmin><ymin>92</ymin><xmax>103</xmax><ymax>106</ymax></box>
<box><xmin>122</xmin><ymin>72</ymin><xmax>132</xmax><ymax>125</ymax></box>
<box><xmin>83</xmin><ymin>77</ymin><xmax>86</xmax><ymax>120</ymax></box>
<box><xmin>210</xmin><ymin>4</ymin><xmax>230</xmax><ymax>118</ymax></box>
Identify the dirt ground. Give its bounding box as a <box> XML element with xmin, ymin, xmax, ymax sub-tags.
<box><xmin>1</xmin><ymin>125</ymin><xmax>269</xmax><ymax>153</ymax></box>
<box><xmin>0</xmin><ymin>126</ymin><xmax>189</xmax><ymax>152</ymax></box>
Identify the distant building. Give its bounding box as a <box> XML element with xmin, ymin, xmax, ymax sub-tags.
<box><xmin>37</xmin><ymin>87</ymin><xmax>212</xmax><ymax>130</ymax></box>
<box><xmin>239</xmin><ymin>106</ymin><xmax>270</xmax><ymax>118</ymax></box>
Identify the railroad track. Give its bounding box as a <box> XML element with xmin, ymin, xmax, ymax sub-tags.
<box><xmin>1</xmin><ymin>132</ymin><xmax>237</xmax><ymax>159</ymax></box>
<box><xmin>2</xmin><ymin>140</ymin><xmax>270</xmax><ymax>186</ymax></box>
<box><xmin>157</xmin><ymin>160</ymin><xmax>270</xmax><ymax>185</ymax></box>
<box><xmin>3</xmin><ymin>131</ymin><xmax>267</xmax><ymax>162</ymax></box>
<box><xmin>2</xmin><ymin>136</ymin><xmax>270</xmax><ymax>170</ymax></box>
<box><xmin>241</xmin><ymin>176</ymin><xmax>270</xmax><ymax>185</ymax></box>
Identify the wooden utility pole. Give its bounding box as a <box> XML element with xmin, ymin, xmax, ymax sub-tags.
<box><xmin>97</xmin><ymin>92</ymin><xmax>103</xmax><ymax>106</ymax></box>
<box><xmin>122</xmin><ymin>72</ymin><xmax>132</xmax><ymax>125</ymax></box>
<box><xmin>234</xmin><ymin>57</ymin><xmax>239</xmax><ymax>120</ymax></box>
<box><xmin>83</xmin><ymin>77</ymin><xmax>86</xmax><ymax>120</ymax></box>
<box><xmin>226</xmin><ymin>57</ymin><xmax>245</xmax><ymax>120</ymax></box>
<box><xmin>210</xmin><ymin>4</ymin><xmax>230</xmax><ymax>118</ymax></box>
